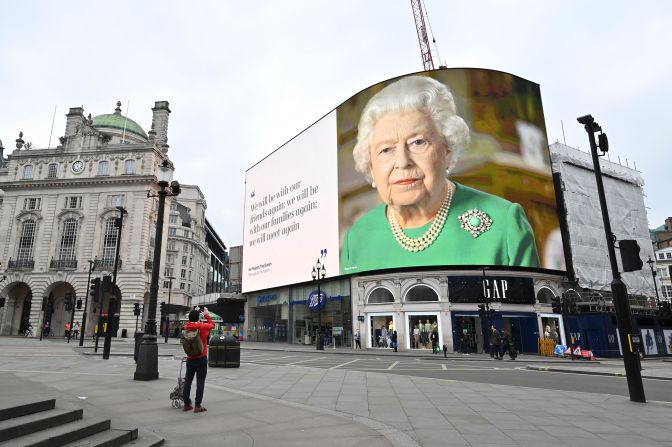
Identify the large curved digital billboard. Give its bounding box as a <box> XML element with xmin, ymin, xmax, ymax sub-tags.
<box><xmin>243</xmin><ymin>68</ymin><xmax>566</xmax><ymax>293</ymax></box>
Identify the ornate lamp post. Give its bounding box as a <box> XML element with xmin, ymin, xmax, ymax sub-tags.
<box><xmin>311</xmin><ymin>259</ymin><xmax>326</xmax><ymax>351</ymax></box>
<box><xmin>646</xmin><ymin>256</ymin><xmax>661</xmax><ymax>306</ymax></box>
<box><xmin>135</xmin><ymin>160</ymin><xmax>180</xmax><ymax>381</ymax></box>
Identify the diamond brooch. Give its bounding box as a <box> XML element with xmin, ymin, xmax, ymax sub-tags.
<box><xmin>458</xmin><ymin>209</ymin><xmax>493</xmax><ymax>238</ymax></box>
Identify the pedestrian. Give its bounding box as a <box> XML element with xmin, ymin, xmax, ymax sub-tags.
<box><xmin>72</xmin><ymin>321</ymin><xmax>80</xmax><ymax>338</ymax></box>
<box><xmin>489</xmin><ymin>325</ymin><xmax>501</xmax><ymax>359</ymax></box>
<box><xmin>92</xmin><ymin>324</ymin><xmax>98</xmax><ymax>342</ymax></box>
<box><xmin>65</xmin><ymin>322</ymin><xmax>71</xmax><ymax>340</ymax></box>
<box><xmin>43</xmin><ymin>321</ymin><xmax>50</xmax><ymax>337</ymax></box>
<box><xmin>430</xmin><ymin>330</ymin><xmax>439</xmax><ymax>354</ymax></box>
<box><xmin>181</xmin><ymin>306</ymin><xmax>215</xmax><ymax>413</ymax></box>
<box><xmin>391</xmin><ymin>330</ymin><xmax>398</xmax><ymax>352</ymax></box>
<box><xmin>354</xmin><ymin>329</ymin><xmax>362</xmax><ymax>349</ymax></box>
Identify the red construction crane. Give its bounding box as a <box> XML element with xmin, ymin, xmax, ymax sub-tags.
<box><xmin>410</xmin><ymin>0</ymin><xmax>443</xmax><ymax>70</ymax></box>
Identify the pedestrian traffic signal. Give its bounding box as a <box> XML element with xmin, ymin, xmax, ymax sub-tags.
<box><xmin>64</xmin><ymin>293</ymin><xmax>73</xmax><ymax>311</ymax></box>
<box><xmin>551</xmin><ymin>296</ymin><xmax>562</xmax><ymax>314</ymax></box>
<box><xmin>76</xmin><ymin>299</ymin><xmax>82</xmax><ymax>310</ymax></box>
<box><xmin>101</xmin><ymin>275</ymin><xmax>113</xmax><ymax>293</ymax></box>
<box><xmin>160</xmin><ymin>301</ymin><xmax>165</xmax><ymax>315</ymax></box>
<box><xmin>620</xmin><ymin>239</ymin><xmax>643</xmax><ymax>272</ymax></box>
<box><xmin>133</xmin><ymin>302</ymin><xmax>141</xmax><ymax>316</ymax></box>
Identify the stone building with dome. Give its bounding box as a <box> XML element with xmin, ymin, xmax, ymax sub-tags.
<box><xmin>0</xmin><ymin>101</ymin><xmax>221</xmax><ymax>339</ymax></box>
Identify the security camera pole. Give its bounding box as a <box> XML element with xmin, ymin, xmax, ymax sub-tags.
<box><xmin>578</xmin><ymin>114</ymin><xmax>645</xmax><ymax>403</ymax></box>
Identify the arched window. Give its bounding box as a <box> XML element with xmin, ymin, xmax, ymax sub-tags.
<box><xmin>98</xmin><ymin>160</ymin><xmax>109</xmax><ymax>176</ymax></box>
<box><xmin>124</xmin><ymin>159</ymin><xmax>135</xmax><ymax>175</ymax></box>
<box><xmin>405</xmin><ymin>285</ymin><xmax>439</xmax><ymax>302</ymax></box>
<box><xmin>47</xmin><ymin>163</ymin><xmax>58</xmax><ymax>178</ymax></box>
<box><xmin>536</xmin><ymin>287</ymin><xmax>555</xmax><ymax>304</ymax></box>
<box><xmin>17</xmin><ymin>220</ymin><xmax>36</xmax><ymax>262</ymax></box>
<box><xmin>59</xmin><ymin>218</ymin><xmax>79</xmax><ymax>261</ymax></box>
<box><xmin>23</xmin><ymin>165</ymin><xmax>33</xmax><ymax>179</ymax></box>
<box><xmin>368</xmin><ymin>287</ymin><xmax>394</xmax><ymax>304</ymax></box>
<box><xmin>102</xmin><ymin>218</ymin><xmax>118</xmax><ymax>265</ymax></box>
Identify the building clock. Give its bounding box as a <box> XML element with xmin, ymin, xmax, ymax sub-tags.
<box><xmin>71</xmin><ymin>160</ymin><xmax>84</xmax><ymax>174</ymax></box>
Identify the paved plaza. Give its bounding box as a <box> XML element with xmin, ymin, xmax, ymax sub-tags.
<box><xmin>1</xmin><ymin>337</ymin><xmax>672</xmax><ymax>446</ymax></box>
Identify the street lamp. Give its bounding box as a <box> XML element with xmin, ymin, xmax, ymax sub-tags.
<box><xmin>164</xmin><ymin>276</ymin><xmax>175</xmax><ymax>343</ymax></box>
<box><xmin>646</xmin><ymin>256</ymin><xmax>661</xmax><ymax>306</ymax></box>
<box><xmin>311</xmin><ymin>259</ymin><xmax>326</xmax><ymax>351</ymax></box>
<box><xmin>103</xmin><ymin>207</ymin><xmax>127</xmax><ymax>360</ymax></box>
<box><xmin>135</xmin><ymin>160</ymin><xmax>180</xmax><ymax>381</ymax></box>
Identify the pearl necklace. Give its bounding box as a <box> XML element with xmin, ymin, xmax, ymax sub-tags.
<box><xmin>387</xmin><ymin>183</ymin><xmax>454</xmax><ymax>252</ymax></box>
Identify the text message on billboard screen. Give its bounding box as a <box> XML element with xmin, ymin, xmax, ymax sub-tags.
<box><xmin>243</xmin><ymin>69</ymin><xmax>566</xmax><ymax>293</ymax></box>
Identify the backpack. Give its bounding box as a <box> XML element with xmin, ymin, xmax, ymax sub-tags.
<box><xmin>181</xmin><ymin>329</ymin><xmax>204</xmax><ymax>357</ymax></box>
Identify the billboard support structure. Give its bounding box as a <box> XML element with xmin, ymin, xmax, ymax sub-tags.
<box><xmin>578</xmin><ymin>114</ymin><xmax>645</xmax><ymax>403</ymax></box>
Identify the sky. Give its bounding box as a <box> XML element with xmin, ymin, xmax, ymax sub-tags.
<box><xmin>1</xmin><ymin>0</ymin><xmax>671</xmax><ymax>246</ymax></box>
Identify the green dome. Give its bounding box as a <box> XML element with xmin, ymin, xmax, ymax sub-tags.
<box><xmin>92</xmin><ymin>103</ymin><xmax>147</xmax><ymax>139</ymax></box>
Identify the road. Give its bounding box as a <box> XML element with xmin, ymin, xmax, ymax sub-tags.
<box><xmin>240</xmin><ymin>350</ymin><xmax>672</xmax><ymax>402</ymax></box>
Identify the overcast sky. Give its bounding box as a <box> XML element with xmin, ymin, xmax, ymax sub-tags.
<box><xmin>1</xmin><ymin>1</ymin><xmax>670</xmax><ymax>246</ymax></box>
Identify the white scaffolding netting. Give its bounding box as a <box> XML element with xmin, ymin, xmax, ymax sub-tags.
<box><xmin>550</xmin><ymin>143</ymin><xmax>655</xmax><ymax>297</ymax></box>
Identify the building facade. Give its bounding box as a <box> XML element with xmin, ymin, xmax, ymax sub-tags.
<box><xmin>0</xmin><ymin>101</ymin><xmax>214</xmax><ymax>338</ymax></box>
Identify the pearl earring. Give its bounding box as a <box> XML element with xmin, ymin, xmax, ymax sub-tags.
<box><xmin>445</xmin><ymin>168</ymin><xmax>450</xmax><ymax>177</ymax></box>
<box><xmin>371</xmin><ymin>181</ymin><xmax>376</xmax><ymax>188</ymax></box>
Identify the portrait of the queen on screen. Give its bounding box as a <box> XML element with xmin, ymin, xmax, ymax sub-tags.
<box><xmin>340</xmin><ymin>75</ymin><xmax>541</xmax><ymax>273</ymax></box>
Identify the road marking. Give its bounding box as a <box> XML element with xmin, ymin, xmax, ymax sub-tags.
<box><xmin>387</xmin><ymin>361</ymin><xmax>399</xmax><ymax>370</ymax></box>
<box><xmin>286</xmin><ymin>356</ymin><xmax>327</xmax><ymax>365</ymax></box>
<box><xmin>245</xmin><ymin>355</ymin><xmax>299</xmax><ymax>363</ymax></box>
<box><xmin>0</xmin><ymin>369</ymin><xmax>127</xmax><ymax>377</ymax></box>
<box><xmin>330</xmin><ymin>359</ymin><xmax>359</xmax><ymax>370</ymax></box>
<box><xmin>441</xmin><ymin>364</ymin><xmax>447</xmax><ymax>370</ymax></box>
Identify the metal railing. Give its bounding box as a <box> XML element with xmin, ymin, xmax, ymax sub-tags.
<box><xmin>49</xmin><ymin>258</ymin><xmax>77</xmax><ymax>269</ymax></box>
<box><xmin>7</xmin><ymin>258</ymin><xmax>34</xmax><ymax>270</ymax></box>
<box><xmin>95</xmin><ymin>258</ymin><xmax>122</xmax><ymax>270</ymax></box>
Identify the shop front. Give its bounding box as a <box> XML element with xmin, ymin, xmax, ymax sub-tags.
<box><xmin>289</xmin><ymin>278</ymin><xmax>352</xmax><ymax>347</ymax></box>
<box><xmin>246</xmin><ymin>289</ymin><xmax>289</xmax><ymax>342</ymax></box>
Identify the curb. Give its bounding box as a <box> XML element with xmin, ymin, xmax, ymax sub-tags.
<box><xmin>525</xmin><ymin>365</ymin><xmax>672</xmax><ymax>381</ymax></box>
<box><xmin>79</xmin><ymin>351</ymin><xmax>174</xmax><ymax>357</ymax></box>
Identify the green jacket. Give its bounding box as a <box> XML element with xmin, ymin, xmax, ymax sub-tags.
<box><xmin>340</xmin><ymin>183</ymin><xmax>540</xmax><ymax>274</ymax></box>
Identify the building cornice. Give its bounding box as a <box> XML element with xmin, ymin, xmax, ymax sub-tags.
<box><xmin>0</xmin><ymin>175</ymin><xmax>156</xmax><ymax>190</ymax></box>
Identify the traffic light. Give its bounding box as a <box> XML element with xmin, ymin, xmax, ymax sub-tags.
<box><xmin>160</xmin><ymin>301</ymin><xmax>166</xmax><ymax>315</ymax></box>
<box><xmin>64</xmin><ymin>292</ymin><xmax>73</xmax><ymax>311</ymax></box>
<box><xmin>101</xmin><ymin>275</ymin><xmax>113</xmax><ymax>293</ymax></box>
<box><xmin>133</xmin><ymin>302</ymin><xmax>141</xmax><ymax>316</ymax></box>
<box><xmin>90</xmin><ymin>278</ymin><xmax>101</xmax><ymax>303</ymax></box>
<box><xmin>76</xmin><ymin>299</ymin><xmax>82</xmax><ymax>310</ymax></box>
<box><xmin>620</xmin><ymin>239</ymin><xmax>643</xmax><ymax>272</ymax></box>
<box><xmin>551</xmin><ymin>296</ymin><xmax>561</xmax><ymax>314</ymax></box>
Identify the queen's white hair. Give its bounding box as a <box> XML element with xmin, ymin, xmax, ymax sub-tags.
<box><xmin>353</xmin><ymin>75</ymin><xmax>470</xmax><ymax>184</ymax></box>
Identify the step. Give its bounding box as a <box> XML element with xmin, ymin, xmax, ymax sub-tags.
<box><xmin>0</xmin><ymin>399</ymin><xmax>56</xmax><ymax>422</ymax></box>
<box><xmin>61</xmin><ymin>427</ymin><xmax>136</xmax><ymax>447</ymax></box>
<box><xmin>126</xmin><ymin>432</ymin><xmax>165</xmax><ymax>447</ymax></box>
<box><xmin>11</xmin><ymin>417</ymin><xmax>110</xmax><ymax>447</ymax></box>
<box><xmin>0</xmin><ymin>408</ymin><xmax>83</xmax><ymax>442</ymax></box>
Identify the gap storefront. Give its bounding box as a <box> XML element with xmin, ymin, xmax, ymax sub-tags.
<box><xmin>246</xmin><ymin>277</ymin><xmax>352</xmax><ymax>347</ymax></box>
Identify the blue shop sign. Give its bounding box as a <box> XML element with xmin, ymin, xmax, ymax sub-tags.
<box><xmin>257</xmin><ymin>294</ymin><xmax>277</xmax><ymax>304</ymax></box>
<box><xmin>308</xmin><ymin>291</ymin><xmax>327</xmax><ymax>311</ymax></box>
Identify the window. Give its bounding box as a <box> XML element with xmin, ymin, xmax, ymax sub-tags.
<box><xmin>109</xmin><ymin>195</ymin><xmax>124</xmax><ymax>207</ymax></box>
<box><xmin>47</xmin><ymin>163</ymin><xmax>58</xmax><ymax>178</ymax></box>
<box><xmin>166</xmin><ymin>254</ymin><xmax>174</xmax><ymax>265</ymax></box>
<box><xmin>167</xmin><ymin>241</ymin><xmax>176</xmax><ymax>251</ymax></box>
<box><xmin>181</xmin><ymin>269</ymin><xmax>186</xmax><ymax>279</ymax></box>
<box><xmin>667</xmin><ymin>253</ymin><xmax>672</xmax><ymax>260</ymax></box>
<box><xmin>189</xmin><ymin>257</ymin><xmax>193</xmax><ymax>267</ymax></box>
<box><xmin>163</xmin><ymin>281</ymin><xmax>170</xmax><ymax>289</ymax></box>
<box><xmin>169</xmin><ymin>214</ymin><xmax>178</xmax><ymax>224</ymax></box>
<box><xmin>368</xmin><ymin>288</ymin><xmax>394</xmax><ymax>304</ymax></box>
<box><xmin>148</xmin><ymin>223</ymin><xmax>156</xmax><ymax>262</ymax></box>
<box><xmin>64</xmin><ymin>196</ymin><xmax>82</xmax><ymax>209</ymax></box>
<box><xmin>17</xmin><ymin>220</ymin><xmax>36</xmax><ymax>262</ymax></box>
<box><xmin>98</xmin><ymin>160</ymin><xmax>109</xmax><ymax>176</ymax></box>
<box><xmin>24</xmin><ymin>198</ymin><xmax>41</xmax><ymax>210</ymax></box>
<box><xmin>168</xmin><ymin>227</ymin><xmax>176</xmax><ymax>236</ymax></box>
<box><xmin>102</xmin><ymin>218</ymin><xmax>118</xmax><ymax>265</ymax></box>
<box><xmin>170</xmin><ymin>202</ymin><xmax>178</xmax><ymax>211</ymax></box>
<box><xmin>661</xmin><ymin>268</ymin><xmax>669</xmax><ymax>278</ymax></box>
<box><xmin>164</xmin><ymin>267</ymin><xmax>174</xmax><ymax>277</ymax></box>
<box><xmin>662</xmin><ymin>285</ymin><xmax>672</xmax><ymax>299</ymax></box>
<box><xmin>182</xmin><ymin>256</ymin><xmax>187</xmax><ymax>265</ymax></box>
<box><xmin>187</xmin><ymin>284</ymin><xmax>191</xmax><ymax>292</ymax></box>
<box><xmin>180</xmin><ymin>283</ymin><xmax>185</xmax><ymax>290</ymax></box>
<box><xmin>405</xmin><ymin>285</ymin><xmax>439</xmax><ymax>302</ymax></box>
<box><xmin>59</xmin><ymin>218</ymin><xmax>78</xmax><ymax>260</ymax></box>
<box><xmin>124</xmin><ymin>159</ymin><xmax>135</xmax><ymax>174</ymax></box>
<box><xmin>188</xmin><ymin>270</ymin><xmax>192</xmax><ymax>280</ymax></box>
<box><xmin>659</xmin><ymin>253</ymin><xmax>666</xmax><ymax>260</ymax></box>
<box><xmin>23</xmin><ymin>165</ymin><xmax>33</xmax><ymax>179</ymax></box>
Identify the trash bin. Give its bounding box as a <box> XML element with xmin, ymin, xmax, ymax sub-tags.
<box><xmin>208</xmin><ymin>335</ymin><xmax>239</xmax><ymax>368</ymax></box>
<box><xmin>134</xmin><ymin>331</ymin><xmax>144</xmax><ymax>363</ymax></box>
<box><xmin>223</xmin><ymin>336</ymin><xmax>240</xmax><ymax>368</ymax></box>
<box><xmin>121</xmin><ymin>329</ymin><xmax>128</xmax><ymax>338</ymax></box>
<box><xmin>208</xmin><ymin>335</ymin><xmax>227</xmax><ymax>367</ymax></box>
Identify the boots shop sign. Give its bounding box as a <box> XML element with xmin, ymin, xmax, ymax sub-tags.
<box><xmin>448</xmin><ymin>276</ymin><xmax>535</xmax><ymax>304</ymax></box>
